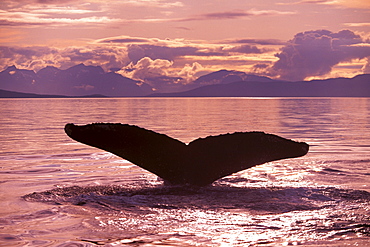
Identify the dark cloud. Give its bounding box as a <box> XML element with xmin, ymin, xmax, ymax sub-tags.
<box><xmin>229</xmin><ymin>38</ymin><xmax>286</xmax><ymax>46</ymax></box>
<box><xmin>95</xmin><ymin>36</ymin><xmax>274</xmax><ymax>63</ymax></box>
<box><xmin>251</xmin><ymin>63</ymin><xmax>272</xmax><ymax>74</ymax></box>
<box><xmin>223</xmin><ymin>45</ymin><xmax>264</xmax><ymax>54</ymax></box>
<box><xmin>127</xmin><ymin>44</ymin><xmax>197</xmax><ymax>62</ymax></box>
<box><xmin>0</xmin><ymin>46</ymin><xmax>55</xmax><ymax>58</ymax></box>
<box><xmin>200</xmin><ymin>11</ymin><xmax>251</xmax><ymax>20</ymax></box>
<box><xmin>174</xmin><ymin>26</ymin><xmax>191</xmax><ymax>31</ymax></box>
<box><xmin>97</xmin><ymin>37</ymin><xmax>152</xmax><ymax>44</ymax></box>
<box><xmin>126</xmin><ymin>44</ymin><xmax>226</xmax><ymax>63</ymax></box>
<box><xmin>0</xmin><ymin>19</ymin><xmax>41</xmax><ymax>26</ymax></box>
<box><xmin>270</xmin><ymin>29</ymin><xmax>370</xmax><ymax>81</ymax></box>
<box><xmin>178</xmin><ymin>9</ymin><xmax>295</xmax><ymax>22</ymax></box>
<box><xmin>178</xmin><ymin>10</ymin><xmax>249</xmax><ymax>22</ymax></box>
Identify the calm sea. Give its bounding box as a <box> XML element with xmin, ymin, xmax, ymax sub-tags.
<box><xmin>0</xmin><ymin>97</ymin><xmax>369</xmax><ymax>246</ymax></box>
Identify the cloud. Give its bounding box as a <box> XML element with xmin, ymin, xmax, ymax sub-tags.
<box><xmin>0</xmin><ymin>0</ymin><xmax>122</xmax><ymax>27</ymax></box>
<box><xmin>178</xmin><ymin>62</ymin><xmax>204</xmax><ymax>82</ymax></box>
<box><xmin>124</xmin><ymin>43</ymin><xmax>269</xmax><ymax>65</ymax></box>
<box><xmin>4</xmin><ymin>31</ymin><xmax>368</xmax><ymax>87</ymax></box>
<box><xmin>174</xmin><ymin>26</ymin><xmax>191</xmax><ymax>31</ymax></box>
<box><xmin>277</xmin><ymin>0</ymin><xmax>331</xmax><ymax>5</ymax></box>
<box><xmin>344</xmin><ymin>23</ymin><xmax>370</xmax><ymax>27</ymax></box>
<box><xmin>0</xmin><ymin>10</ymin><xmax>120</xmax><ymax>27</ymax></box>
<box><xmin>118</xmin><ymin>57</ymin><xmax>206</xmax><ymax>91</ymax></box>
<box><xmin>0</xmin><ymin>45</ymin><xmax>130</xmax><ymax>71</ymax></box>
<box><xmin>277</xmin><ymin>0</ymin><xmax>370</xmax><ymax>8</ymax></box>
<box><xmin>178</xmin><ymin>9</ymin><xmax>295</xmax><ymax>22</ymax></box>
<box><xmin>10</xmin><ymin>0</ymin><xmax>77</xmax><ymax>3</ymax></box>
<box><xmin>270</xmin><ymin>29</ymin><xmax>370</xmax><ymax>81</ymax></box>
<box><xmin>0</xmin><ymin>0</ymin><xmax>186</xmax><ymax>28</ymax></box>
<box><xmin>0</xmin><ymin>33</ymin><xmax>274</xmax><ymax>75</ymax></box>
<box><xmin>0</xmin><ymin>1</ymin><xmax>296</xmax><ymax>29</ymax></box>
<box><xmin>1</xmin><ymin>0</ymin><xmax>77</xmax><ymax>7</ymax></box>
<box><xmin>121</xmin><ymin>57</ymin><xmax>173</xmax><ymax>79</ymax></box>
<box><xmin>228</xmin><ymin>38</ymin><xmax>286</xmax><ymax>46</ymax></box>
<box><xmin>116</xmin><ymin>0</ymin><xmax>184</xmax><ymax>8</ymax></box>
<box><xmin>96</xmin><ymin>35</ymin><xmax>272</xmax><ymax>63</ymax></box>
<box><xmin>96</xmin><ymin>36</ymin><xmax>153</xmax><ymax>44</ymax></box>
<box><xmin>0</xmin><ymin>46</ymin><xmax>58</xmax><ymax>70</ymax></box>
<box><xmin>222</xmin><ymin>45</ymin><xmax>265</xmax><ymax>54</ymax></box>
<box><xmin>251</xmin><ymin>63</ymin><xmax>272</xmax><ymax>74</ymax></box>
<box><xmin>362</xmin><ymin>57</ymin><xmax>370</xmax><ymax>73</ymax></box>
<box><xmin>194</xmin><ymin>10</ymin><xmax>253</xmax><ymax>20</ymax></box>
<box><xmin>321</xmin><ymin>0</ymin><xmax>370</xmax><ymax>9</ymax></box>
<box><xmin>126</xmin><ymin>44</ymin><xmax>202</xmax><ymax>63</ymax></box>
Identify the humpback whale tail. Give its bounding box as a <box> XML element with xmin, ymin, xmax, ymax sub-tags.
<box><xmin>65</xmin><ymin>123</ymin><xmax>309</xmax><ymax>186</ymax></box>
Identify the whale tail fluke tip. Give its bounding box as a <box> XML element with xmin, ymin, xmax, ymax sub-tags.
<box><xmin>64</xmin><ymin>123</ymin><xmax>75</xmax><ymax>137</ymax></box>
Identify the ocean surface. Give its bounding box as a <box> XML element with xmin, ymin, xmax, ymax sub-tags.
<box><xmin>0</xmin><ymin>97</ymin><xmax>369</xmax><ymax>246</ymax></box>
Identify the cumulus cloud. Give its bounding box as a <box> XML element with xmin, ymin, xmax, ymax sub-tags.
<box><xmin>362</xmin><ymin>57</ymin><xmax>370</xmax><ymax>73</ymax></box>
<box><xmin>270</xmin><ymin>29</ymin><xmax>370</xmax><ymax>81</ymax></box>
<box><xmin>118</xmin><ymin>57</ymin><xmax>206</xmax><ymax>91</ymax></box>
<box><xmin>0</xmin><ymin>46</ymin><xmax>59</xmax><ymax>70</ymax></box>
<box><xmin>0</xmin><ymin>45</ymin><xmax>130</xmax><ymax>71</ymax></box>
<box><xmin>178</xmin><ymin>62</ymin><xmax>204</xmax><ymax>82</ymax></box>
<box><xmin>0</xmin><ymin>33</ymin><xmax>273</xmax><ymax>75</ymax></box>
<box><xmin>121</xmin><ymin>57</ymin><xmax>173</xmax><ymax>80</ymax></box>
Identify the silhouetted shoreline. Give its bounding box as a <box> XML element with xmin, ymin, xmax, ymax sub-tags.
<box><xmin>0</xmin><ymin>89</ymin><xmax>106</xmax><ymax>98</ymax></box>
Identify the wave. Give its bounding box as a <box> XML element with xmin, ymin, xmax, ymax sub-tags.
<box><xmin>20</xmin><ymin>183</ymin><xmax>370</xmax><ymax>246</ymax></box>
<box><xmin>23</xmin><ymin>183</ymin><xmax>370</xmax><ymax>213</ymax></box>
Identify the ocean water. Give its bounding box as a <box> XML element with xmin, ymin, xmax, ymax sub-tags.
<box><xmin>0</xmin><ymin>97</ymin><xmax>369</xmax><ymax>246</ymax></box>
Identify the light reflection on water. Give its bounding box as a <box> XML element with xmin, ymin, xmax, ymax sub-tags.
<box><xmin>0</xmin><ymin>97</ymin><xmax>369</xmax><ymax>246</ymax></box>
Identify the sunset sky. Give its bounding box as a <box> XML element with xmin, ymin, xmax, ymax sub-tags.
<box><xmin>1</xmin><ymin>0</ymin><xmax>370</xmax><ymax>83</ymax></box>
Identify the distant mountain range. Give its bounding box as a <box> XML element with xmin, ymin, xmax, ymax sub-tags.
<box><xmin>1</xmin><ymin>64</ymin><xmax>369</xmax><ymax>97</ymax></box>
<box><xmin>151</xmin><ymin>74</ymin><xmax>370</xmax><ymax>97</ymax></box>
<box><xmin>0</xmin><ymin>64</ymin><xmax>152</xmax><ymax>97</ymax></box>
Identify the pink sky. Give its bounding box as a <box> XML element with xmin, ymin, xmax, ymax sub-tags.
<box><xmin>1</xmin><ymin>0</ymin><xmax>370</xmax><ymax>82</ymax></box>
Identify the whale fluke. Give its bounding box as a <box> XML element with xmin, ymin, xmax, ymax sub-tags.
<box><xmin>64</xmin><ymin>123</ymin><xmax>309</xmax><ymax>186</ymax></box>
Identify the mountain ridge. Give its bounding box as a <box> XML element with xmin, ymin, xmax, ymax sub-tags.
<box><xmin>1</xmin><ymin>64</ymin><xmax>369</xmax><ymax>97</ymax></box>
<box><xmin>149</xmin><ymin>74</ymin><xmax>370</xmax><ymax>97</ymax></box>
<box><xmin>0</xmin><ymin>64</ymin><xmax>152</xmax><ymax>97</ymax></box>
